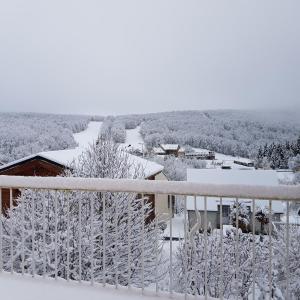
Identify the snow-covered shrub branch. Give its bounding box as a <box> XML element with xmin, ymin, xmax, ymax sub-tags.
<box><xmin>1</xmin><ymin>139</ymin><xmax>164</xmax><ymax>287</ymax></box>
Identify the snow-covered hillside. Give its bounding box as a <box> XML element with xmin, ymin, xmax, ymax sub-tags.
<box><xmin>120</xmin><ymin>126</ymin><xmax>144</xmax><ymax>153</ymax></box>
<box><xmin>0</xmin><ymin>113</ymin><xmax>90</xmax><ymax>163</ymax></box>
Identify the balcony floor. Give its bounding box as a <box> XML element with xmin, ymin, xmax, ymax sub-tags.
<box><xmin>0</xmin><ymin>272</ymin><xmax>207</xmax><ymax>300</ymax></box>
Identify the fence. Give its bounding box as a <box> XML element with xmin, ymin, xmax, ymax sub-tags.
<box><xmin>0</xmin><ymin>175</ymin><xmax>299</xmax><ymax>299</ymax></box>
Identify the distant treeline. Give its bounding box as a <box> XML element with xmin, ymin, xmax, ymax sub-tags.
<box><xmin>255</xmin><ymin>137</ymin><xmax>300</xmax><ymax>169</ymax></box>
<box><xmin>0</xmin><ymin>113</ymin><xmax>91</xmax><ymax>163</ymax></box>
<box><xmin>102</xmin><ymin>110</ymin><xmax>300</xmax><ymax>158</ymax></box>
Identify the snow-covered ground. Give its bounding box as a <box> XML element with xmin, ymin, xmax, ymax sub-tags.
<box><xmin>121</xmin><ymin>126</ymin><xmax>145</xmax><ymax>152</ymax></box>
<box><xmin>191</xmin><ymin>147</ymin><xmax>254</xmax><ymax>170</ymax></box>
<box><xmin>38</xmin><ymin>121</ymin><xmax>103</xmax><ymax>166</ymax></box>
<box><xmin>73</xmin><ymin>121</ymin><xmax>103</xmax><ymax>148</ymax></box>
<box><xmin>0</xmin><ymin>272</ymin><xmax>212</xmax><ymax>300</ymax></box>
<box><xmin>164</xmin><ymin>214</ymin><xmax>185</xmax><ymax>239</ymax></box>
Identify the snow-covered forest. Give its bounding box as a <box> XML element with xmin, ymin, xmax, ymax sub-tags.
<box><xmin>0</xmin><ymin>113</ymin><xmax>92</xmax><ymax>163</ymax></box>
<box><xmin>255</xmin><ymin>137</ymin><xmax>300</xmax><ymax>170</ymax></box>
<box><xmin>1</xmin><ymin>110</ymin><xmax>299</xmax><ymax>165</ymax></box>
<box><xmin>105</xmin><ymin>110</ymin><xmax>300</xmax><ymax>159</ymax></box>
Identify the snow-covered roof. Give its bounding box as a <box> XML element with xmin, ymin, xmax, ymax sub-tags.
<box><xmin>160</xmin><ymin>144</ymin><xmax>179</xmax><ymax>151</ymax></box>
<box><xmin>0</xmin><ymin>149</ymin><xmax>163</xmax><ymax>179</ymax></box>
<box><xmin>153</xmin><ymin>147</ymin><xmax>166</xmax><ymax>154</ymax></box>
<box><xmin>233</xmin><ymin>157</ymin><xmax>254</xmax><ymax>164</ymax></box>
<box><xmin>186</xmin><ymin>169</ymin><xmax>284</xmax><ymax>213</ymax></box>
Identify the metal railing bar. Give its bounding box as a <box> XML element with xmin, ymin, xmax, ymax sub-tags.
<box><xmin>78</xmin><ymin>195</ymin><xmax>82</xmax><ymax>283</ymax></box>
<box><xmin>155</xmin><ymin>195</ymin><xmax>159</xmax><ymax>295</ymax></box>
<box><xmin>184</xmin><ymin>195</ymin><xmax>188</xmax><ymax>300</ymax></box>
<box><xmin>169</xmin><ymin>195</ymin><xmax>173</xmax><ymax>296</ymax></box>
<box><xmin>66</xmin><ymin>192</ymin><xmax>70</xmax><ymax>282</ymax></box>
<box><xmin>204</xmin><ymin>196</ymin><xmax>208</xmax><ymax>300</ymax></box>
<box><xmin>43</xmin><ymin>192</ymin><xmax>46</xmax><ymax>278</ymax></box>
<box><xmin>21</xmin><ymin>190</ymin><xmax>25</xmax><ymax>275</ymax></box>
<box><xmin>54</xmin><ymin>191</ymin><xmax>58</xmax><ymax>280</ymax></box>
<box><xmin>127</xmin><ymin>193</ymin><xmax>132</xmax><ymax>289</ymax></box>
<box><xmin>10</xmin><ymin>188</ymin><xmax>13</xmax><ymax>275</ymax></box>
<box><xmin>0</xmin><ymin>176</ymin><xmax>299</xmax><ymax>200</ymax></box>
<box><xmin>235</xmin><ymin>198</ymin><xmax>239</xmax><ymax>300</ymax></box>
<box><xmin>90</xmin><ymin>195</ymin><xmax>94</xmax><ymax>286</ymax></box>
<box><xmin>268</xmin><ymin>200</ymin><xmax>272</xmax><ymax>300</ymax></box>
<box><xmin>0</xmin><ymin>188</ymin><xmax>2</xmax><ymax>273</ymax></box>
<box><xmin>285</xmin><ymin>200</ymin><xmax>290</xmax><ymax>300</ymax></box>
<box><xmin>219</xmin><ymin>197</ymin><xmax>224</xmax><ymax>300</ymax></box>
<box><xmin>141</xmin><ymin>193</ymin><xmax>145</xmax><ymax>294</ymax></box>
<box><xmin>115</xmin><ymin>194</ymin><xmax>119</xmax><ymax>290</ymax></box>
<box><xmin>252</xmin><ymin>199</ymin><xmax>256</xmax><ymax>300</ymax></box>
<box><xmin>102</xmin><ymin>194</ymin><xmax>106</xmax><ymax>287</ymax></box>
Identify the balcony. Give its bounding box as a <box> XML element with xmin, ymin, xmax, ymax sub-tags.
<box><xmin>0</xmin><ymin>175</ymin><xmax>299</xmax><ymax>300</ymax></box>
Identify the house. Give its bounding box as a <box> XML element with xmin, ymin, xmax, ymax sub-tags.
<box><xmin>186</xmin><ymin>169</ymin><xmax>285</xmax><ymax>232</ymax></box>
<box><xmin>234</xmin><ymin>158</ymin><xmax>254</xmax><ymax>167</ymax></box>
<box><xmin>0</xmin><ymin>148</ymin><xmax>169</xmax><ymax>219</ymax></box>
<box><xmin>185</xmin><ymin>150</ymin><xmax>215</xmax><ymax>160</ymax></box>
<box><xmin>153</xmin><ymin>147</ymin><xmax>166</xmax><ymax>156</ymax></box>
<box><xmin>159</xmin><ymin>144</ymin><xmax>180</xmax><ymax>157</ymax></box>
<box><xmin>221</xmin><ymin>161</ymin><xmax>232</xmax><ymax>169</ymax></box>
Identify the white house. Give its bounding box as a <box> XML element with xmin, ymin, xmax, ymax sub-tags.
<box><xmin>186</xmin><ymin>169</ymin><xmax>285</xmax><ymax>231</ymax></box>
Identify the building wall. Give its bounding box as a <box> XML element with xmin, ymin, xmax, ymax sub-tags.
<box><xmin>154</xmin><ymin>172</ymin><xmax>170</xmax><ymax>221</ymax></box>
<box><xmin>188</xmin><ymin>210</ymin><xmax>283</xmax><ymax>234</ymax></box>
<box><xmin>0</xmin><ymin>158</ymin><xmax>64</xmax><ymax>213</ymax></box>
<box><xmin>188</xmin><ymin>210</ymin><xmax>218</xmax><ymax>230</ymax></box>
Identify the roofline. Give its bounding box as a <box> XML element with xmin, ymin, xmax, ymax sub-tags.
<box><xmin>0</xmin><ymin>155</ymin><xmax>68</xmax><ymax>174</ymax></box>
<box><xmin>0</xmin><ymin>153</ymin><xmax>163</xmax><ymax>180</ymax></box>
<box><xmin>146</xmin><ymin>169</ymin><xmax>164</xmax><ymax>179</ymax></box>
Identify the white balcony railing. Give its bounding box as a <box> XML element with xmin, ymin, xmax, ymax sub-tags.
<box><xmin>0</xmin><ymin>175</ymin><xmax>299</xmax><ymax>300</ymax></box>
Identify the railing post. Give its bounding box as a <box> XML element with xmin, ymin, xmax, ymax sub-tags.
<box><xmin>10</xmin><ymin>188</ymin><xmax>14</xmax><ymax>275</ymax></box>
<box><xmin>184</xmin><ymin>195</ymin><xmax>188</xmax><ymax>300</ymax></box>
<box><xmin>127</xmin><ymin>193</ymin><xmax>132</xmax><ymax>289</ymax></box>
<box><xmin>169</xmin><ymin>194</ymin><xmax>173</xmax><ymax>297</ymax></box>
<box><xmin>268</xmin><ymin>200</ymin><xmax>272</xmax><ymax>299</ymax></box>
<box><xmin>0</xmin><ymin>188</ymin><xmax>2</xmax><ymax>273</ymax></box>
<box><xmin>21</xmin><ymin>190</ymin><xmax>25</xmax><ymax>275</ymax></box>
<box><xmin>219</xmin><ymin>197</ymin><xmax>224</xmax><ymax>300</ymax></box>
<box><xmin>54</xmin><ymin>191</ymin><xmax>58</xmax><ymax>280</ymax></box>
<box><xmin>66</xmin><ymin>191</ymin><xmax>70</xmax><ymax>282</ymax></box>
<box><xmin>235</xmin><ymin>198</ymin><xmax>239</xmax><ymax>299</ymax></box>
<box><xmin>252</xmin><ymin>199</ymin><xmax>256</xmax><ymax>300</ymax></box>
<box><xmin>141</xmin><ymin>193</ymin><xmax>145</xmax><ymax>294</ymax></box>
<box><xmin>42</xmin><ymin>191</ymin><xmax>46</xmax><ymax>278</ymax></box>
<box><xmin>204</xmin><ymin>196</ymin><xmax>208</xmax><ymax>300</ymax></box>
<box><xmin>78</xmin><ymin>194</ymin><xmax>82</xmax><ymax>283</ymax></box>
<box><xmin>155</xmin><ymin>196</ymin><xmax>159</xmax><ymax>295</ymax></box>
<box><xmin>90</xmin><ymin>194</ymin><xmax>94</xmax><ymax>286</ymax></box>
<box><xmin>102</xmin><ymin>194</ymin><xmax>106</xmax><ymax>287</ymax></box>
<box><xmin>285</xmin><ymin>200</ymin><xmax>290</xmax><ymax>300</ymax></box>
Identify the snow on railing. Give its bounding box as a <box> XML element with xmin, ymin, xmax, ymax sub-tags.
<box><xmin>0</xmin><ymin>175</ymin><xmax>299</xmax><ymax>299</ymax></box>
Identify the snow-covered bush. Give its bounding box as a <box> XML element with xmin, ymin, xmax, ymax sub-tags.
<box><xmin>174</xmin><ymin>229</ymin><xmax>269</xmax><ymax>299</ymax></box>
<box><xmin>1</xmin><ymin>139</ymin><xmax>163</xmax><ymax>287</ymax></box>
<box><xmin>271</xmin><ymin>224</ymin><xmax>300</xmax><ymax>300</ymax></box>
<box><xmin>150</xmin><ymin>156</ymin><xmax>206</xmax><ymax>181</ymax></box>
<box><xmin>230</xmin><ymin>200</ymin><xmax>251</xmax><ymax>233</ymax></box>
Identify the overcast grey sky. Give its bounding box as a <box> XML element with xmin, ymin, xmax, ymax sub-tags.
<box><xmin>0</xmin><ymin>1</ymin><xmax>299</xmax><ymax>116</ymax></box>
